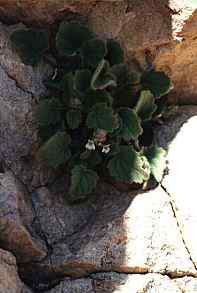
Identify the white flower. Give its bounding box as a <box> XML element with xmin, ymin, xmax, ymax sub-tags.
<box><xmin>85</xmin><ymin>139</ymin><xmax>96</xmax><ymax>151</ymax></box>
<box><xmin>102</xmin><ymin>144</ymin><xmax>111</xmax><ymax>154</ymax></box>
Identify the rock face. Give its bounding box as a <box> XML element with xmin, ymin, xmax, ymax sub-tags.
<box><xmin>0</xmin><ymin>171</ymin><xmax>46</xmax><ymax>263</ymax></box>
<box><xmin>0</xmin><ymin>0</ymin><xmax>97</xmax><ymax>25</ymax></box>
<box><xmin>0</xmin><ymin>248</ymin><xmax>32</xmax><ymax>293</ymax></box>
<box><xmin>45</xmin><ymin>273</ymin><xmax>182</xmax><ymax>293</ymax></box>
<box><xmin>21</xmin><ymin>184</ymin><xmax>196</xmax><ymax>284</ymax></box>
<box><xmin>0</xmin><ymin>0</ymin><xmax>196</xmax><ymax>105</ymax></box>
<box><xmin>24</xmin><ymin>107</ymin><xmax>197</xmax><ymax>292</ymax></box>
<box><xmin>0</xmin><ymin>22</ymin><xmax>56</xmax><ymax>190</ymax></box>
<box><xmin>155</xmin><ymin>106</ymin><xmax>197</xmax><ymax>271</ymax></box>
<box><xmin>0</xmin><ymin>3</ymin><xmax>197</xmax><ymax>293</ymax></box>
<box><xmin>155</xmin><ymin>26</ymin><xmax>197</xmax><ymax>104</ymax></box>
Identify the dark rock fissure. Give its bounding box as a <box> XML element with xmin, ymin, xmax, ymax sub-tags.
<box><xmin>161</xmin><ymin>183</ymin><xmax>197</xmax><ymax>273</ymax></box>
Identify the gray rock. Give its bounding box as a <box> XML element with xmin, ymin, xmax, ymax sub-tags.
<box><xmin>23</xmin><ymin>183</ymin><xmax>196</xmax><ymax>284</ymax></box>
<box><xmin>0</xmin><ymin>22</ymin><xmax>55</xmax><ymax>190</ymax></box>
<box><xmin>46</xmin><ymin>273</ymin><xmax>182</xmax><ymax>293</ymax></box>
<box><xmin>175</xmin><ymin>276</ymin><xmax>197</xmax><ymax>292</ymax></box>
<box><xmin>156</xmin><ymin>106</ymin><xmax>197</xmax><ymax>270</ymax></box>
<box><xmin>0</xmin><ymin>248</ymin><xmax>32</xmax><ymax>293</ymax></box>
<box><xmin>0</xmin><ymin>171</ymin><xmax>46</xmax><ymax>263</ymax></box>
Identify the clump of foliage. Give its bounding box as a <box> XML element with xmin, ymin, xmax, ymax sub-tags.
<box><xmin>10</xmin><ymin>22</ymin><xmax>173</xmax><ymax>202</ymax></box>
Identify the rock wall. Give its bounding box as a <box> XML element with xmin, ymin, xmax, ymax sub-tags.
<box><xmin>0</xmin><ymin>1</ymin><xmax>197</xmax><ymax>292</ymax></box>
<box><xmin>0</xmin><ymin>0</ymin><xmax>196</xmax><ymax>103</ymax></box>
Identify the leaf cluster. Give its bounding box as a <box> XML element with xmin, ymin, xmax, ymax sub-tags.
<box><xmin>10</xmin><ymin>22</ymin><xmax>172</xmax><ymax>202</ymax></box>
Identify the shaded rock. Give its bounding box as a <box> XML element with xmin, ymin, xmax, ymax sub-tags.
<box><xmin>0</xmin><ymin>22</ymin><xmax>56</xmax><ymax>189</ymax></box>
<box><xmin>21</xmin><ymin>183</ymin><xmax>196</xmax><ymax>286</ymax></box>
<box><xmin>155</xmin><ymin>106</ymin><xmax>197</xmax><ymax>270</ymax></box>
<box><xmin>0</xmin><ymin>248</ymin><xmax>32</xmax><ymax>293</ymax></box>
<box><xmin>0</xmin><ymin>0</ymin><xmax>97</xmax><ymax>26</ymax></box>
<box><xmin>0</xmin><ymin>2</ymin><xmax>195</xmax><ymax>105</ymax></box>
<box><xmin>0</xmin><ymin>171</ymin><xmax>46</xmax><ymax>263</ymax></box>
<box><xmin>46</xmin><ymin>273</ymin><xmax>182</xmax><ymax>293</ymax></box>
<box><xmin>0</xmin><ymin>23</ymin><xmax>51</xmax><ymax>97</ymax></box>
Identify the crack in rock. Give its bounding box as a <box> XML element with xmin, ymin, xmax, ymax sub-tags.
<box><xmin>161</xmin><ymin>183</ymin><xmax>197</xmax><ymax>272</ymax></box>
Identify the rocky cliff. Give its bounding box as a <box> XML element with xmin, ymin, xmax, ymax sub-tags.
<box><xmin>0</xmin><ymin>1</ymin><xmax>197</xmax><ymax>292</ymax></box>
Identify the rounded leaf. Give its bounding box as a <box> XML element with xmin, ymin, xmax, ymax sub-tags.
<box><xmin>36</xmin><ymin>98</ymin><xmax>62</xmax><ymax>126</ymax></box>
<box><xmin>141</xmin><ymin>70</ymin><xmax>173</xmax><ymax>97</ymax></box>
<box><xmin>106</xmin><ymin>39</ymin><xmax>124</xmax><ymax>65</ymax></box>
<box><xmin>80</xmin><ymin>38</ymin><xmax>107</xmax><ymax>68</ymax></box>
<box><xmin>119</xmin><ymin>108</ymin><xmax>143</xmax><ymax>141</ymax></box>
<box><xmin>66</xmin><ymin>109</ymin><xmax>82</xmax><ymax>129</ymax></box>
<box><xmin>83</xmin><ymin>89</ymin><xmax>113</xmax><ymax>112</ymax></box>
<box><xmin>86</xmin><ymin>103</ymin><xmax>119</xmax><ymax>133</ymax></box>
<box><xmin>107</xmin><ymin>145</ymin><xmax>150</xmax><ymax>183</ymax></box>
<box><xmin>56</xmin><ymin>22</ymin><xmax>94</xmax><ymax>57</ymax></box>
<box><xmin>135</xmin><ymin>90</ymin><xmax>157</xmax><ymax>121</ymax></box>
<box><xmin>74</xmin><ymin>69</ymin><xmax>92</xmax><ymax>94</ymax></box>
<box><xmin>37</xmin><ymin>132</ymin><xmax>71</xmax><ymax>168</ymax></box>
<box><xmin>69</xmin><ymin>165</ymin><xmax>99</xmax><ymax>200</ymax></box>
<box><xmin>91</xmin><ymin>60</ymin><xmax>117</xmax><ymax>90</ymax></box>
<box><xmin>145</xmin><ymin>145</ymin><xmax>166</xmax><ymax>182</ymax></box>
<box><xmin>10</xmin><ymin>29</ymin><xmax>49</xmax><ymax>66</ymax></box>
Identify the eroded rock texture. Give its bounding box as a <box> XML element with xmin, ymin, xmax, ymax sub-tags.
<box><xmin>0</xmin><ymin>0</ymin><xmax>196</xmax><ymax>104</ymax></box>
<box><xmin>0</xmin><ymin>22</ymin><xmax>57</xmax><ymax>190</ymax></box>
<box><xmin>0</xmin><ymin>248</ymin><xmax>32</xmax><ymax>293</ymax></box>
<box><xmin>155</xmin><ymin>106</ymin><xmax>197</xmax><ymax>272</ymax></box>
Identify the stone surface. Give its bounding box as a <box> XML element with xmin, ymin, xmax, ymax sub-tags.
<box><xmin>155</xmin><ymin>9</ymin><xmax>197</xmax><ymax>104</ymax></box>
<box><xmin>0</xmin><ymin>5</ymin><xmax>196</xmax><ymax>292</ymax></box>
<box><xmin>20</xmin><ymin>182</ymin><xmax>196</xmax><ymax>286</ymax></box>
<box><xmin>0</xmin><ymin>248</ymin><xmax>32</xmax><ymax>293</ymax></box>
<box><xmin>155</xmin><ymin>106</ymin><xmax>197</xmax><ymax>270</ymax></box>
<box><xmin>88</xmin><ymin>0</ymin><xmax>172</xmax><ymax>64</ymax></box>
<box><xmin>179</xmin><ymin>9</ymin><xmax>197</xmax><ymax>39</ymax></box>
<box><xmin>0</xmin><ymin>22</ymin><xmax>56</xmax><ymax>189</ymax></box>
<box><xmin>0</xmin><ymin>0</ymin><xmax>97</xmax><ymax>26</ymax></box>
<box><xmin>155</xmin><ymin>36</ymin><xmax>197</xmax><ymax>105</ymax></box>
<box><xmin>175</xmin><ymin>276</ymin><xmax>197</xmax><ymax>292</ymax></box>
<box><xmin>0</xmin><ymin>171</ymin><xmax>46</xmax><ymax>263</ymax></box>
<box><xmin>46</xmin><ymin>273</ymin><xmax>183</xmax><ymax>293</ymax></box>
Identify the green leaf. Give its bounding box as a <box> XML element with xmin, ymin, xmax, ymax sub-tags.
<box><xmin>45</xmin><ymin>78</ymin><xmax>65</xmax><ymax>91</ymax></box>
<box><xmin>56</xmin><ymin>22</ymin><xmax>94</xmax><ymax>57</ymax></box>
<box><xmin>134</xmin><ymin>90</ymin><xmax>157</xmax><ymax>121</ymax></box>
<box><xmin>110</xmin><ymin>64</ymin><xmax>130</xmax><ymax>87</ymax></box>
<box><xmin>119</xmin><ymin>108</ymin><xmax>143</xmax><ymax>141</ymax></box>
<box><xmin>81</xmin><ymin>38</ymin><xmax>107</xmax><ymax>68</ymax></box>
<box><xmin>36</xmin><ymin>98</ymin><xmax>62</xmax><ymax>126</ymax></box>
<box><xmin>66</xmin><ymin>109</ymin><xmax>82</xmax><ymax>129</ymax></box>
<box><xmin>86</xmin><ymin>103</ymin><xmax>119</xmax><ymax>133</ymax></box>
<box><xmin>45</xmin><ymin>72</ymin><xmax>74</xmax><ymax>98</ymax></box>
<box><xmin>145</xmin><ymin>146</ymin><xmax>166</xmax><ymax>182</ymax></box>
<box><xmin>106</xmin><ymin>39</ymin><xmax>124</xmax><ymax>65</ymax></box>
<box><xmin>10</xmin><ymin>29</ymin><xmax>48</xmax><ymax>66</ymax></box>
<box><xmin>141</xmin><ymin>70</ymin><xmax>173</xmax><ymax>97</ymax></box>
<box><xmin>91</xmin><ymin>60</ymin><xmax>117</xmax><ymax>90</ymax></box>
<box><xmin>83</xmin><ymin>89</ymin><xmax>113</xmax><ymax>111</ymax></box>
<box><xmin>107</xmin><ymin>146</ymin><xmax>150</xmax><ymax>183</ymax></box>
<box><xmin>69</xmin><ymin>165</ymin><xmax>99</xmax><ymax>200</ymax></box>
<box><xmin>74</xmin><ymin>69</ymin><xmax>92</xmax><ymax>94</ymax></box>
<box><xmin>80</xmin><ymin>151</ymin><xmax>102</xmax><ymax>167</ymax></box>
<box><xmin>38</xmin><ymin>124</ymin><xmax>61</xmax><ymax>143</ymax></box>
<box><xmin>37</xmin><ymin>132</ymin><xmax>71</xmax><ymax>168</ymax></box>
